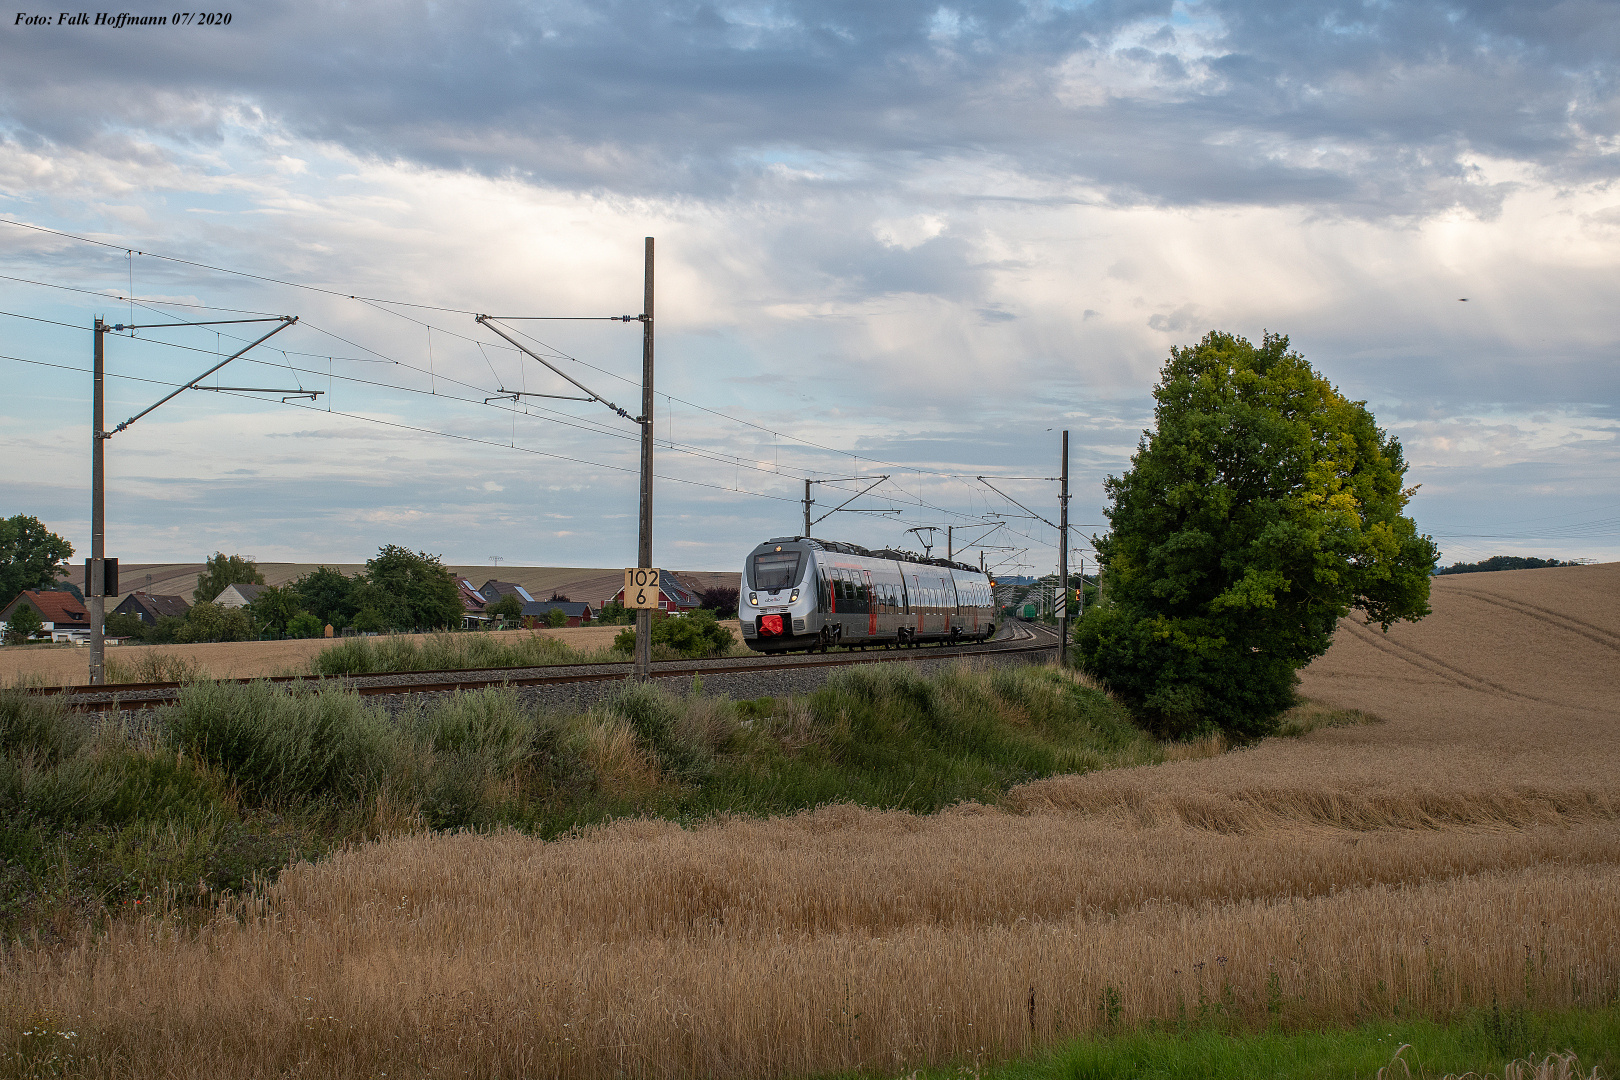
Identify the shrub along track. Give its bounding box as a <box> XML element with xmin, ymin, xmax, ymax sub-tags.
<box><xmin>31</xmin><ymin>621</ymin><xmax>1059</xmax><ymax>712</ymax></box>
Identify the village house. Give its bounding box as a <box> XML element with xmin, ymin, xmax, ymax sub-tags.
<box><xmin>455</xmin><ymin>578</ymin><xmax>489</xmax><ymax>629</ymax></box>
<box><xmin>112</xmin><ymin>592</ymin><xmax>191</xmax><ymax>624</ymax></box>
<box><xmin>1</xmin><ymin>589</ymin><xmax>93</xmax><ymax>643</ymax></box>
<box><xmin>212</xmin><ymin>583</ymin><xmax>266</xmax><ymax>608</ymax></box>
<box><xmin>604</xmin><ymin>570</ymin><xmax>703</xmax><ymax>614</ymax></box>
<box><xmin>520</xmin><ymin>600</ymin><xmax>595</xmax><ymax>628</ymax></box>
<box><xmin>477</xmin><ymin>580</ymin><xmax>595</xmax><ymax>627</ymax></box>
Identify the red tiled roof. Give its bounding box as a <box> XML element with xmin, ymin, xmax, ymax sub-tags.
<box><xmin>5</xmin><ymin>589</ymin><xmax>91</xmax><ymax>627</ymax></box>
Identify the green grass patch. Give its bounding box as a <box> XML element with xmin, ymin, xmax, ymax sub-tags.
<box><xmin>864</xmin><ymin>1003</ymin><xmax>1620</xmax><ymax>1080</ymax></box>
<box><xmin>0</xmin><ymin>662</ymin><xmax>1165</xmax><ymax>938</ymax></box>
<box><xmin>306</xmin><ymin>630</ymin><xmax>596</xmax><ymax>675</ymax></box>
<box><xmin>303</xmin><ymin>624</ymin><xmax>747</xmax><ymax>676</ymax></box>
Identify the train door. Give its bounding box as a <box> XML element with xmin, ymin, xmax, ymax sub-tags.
<box><xmin>912</xmin><ymin>575</ymin><xmax>923</xmax><ymax>634</ymax></box>
<box><xmin>863</xmin><ymin>569</ymin><xmax>877</xmax><ymax>637</ymax></box>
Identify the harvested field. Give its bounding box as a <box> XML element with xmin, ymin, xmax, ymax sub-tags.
<box><xmin>4</xmin><ymin>564</ymin><xmax>1617</xmax><ymax>1079</ymax></box>
<box><xmin>0</xmin><ymin>625</ymin><xmax>633</xmax><ymax>685</ymax></box>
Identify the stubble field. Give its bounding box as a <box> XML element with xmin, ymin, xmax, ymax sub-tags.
<box><xmin>4</xmin><ymin>564</ymin><xmax>1617</xmax><ymax>1078</ymax></box>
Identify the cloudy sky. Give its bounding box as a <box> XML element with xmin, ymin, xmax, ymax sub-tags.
<box><xmin>2</xmin><ymin>0</ymin><xmax>1617</xmax><ymax>577</ymax></box>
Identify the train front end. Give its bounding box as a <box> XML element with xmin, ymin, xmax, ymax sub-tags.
<box><xmin>738</xmin><ymin>538</ymin><xmax>821</xmax><ymax>652</ymax></box>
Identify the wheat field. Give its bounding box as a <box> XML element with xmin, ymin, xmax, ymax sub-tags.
<box><xmin>4</xmin><ymin>564</ymin><xmax>1618</xmax><ymax>1078</ymax></box>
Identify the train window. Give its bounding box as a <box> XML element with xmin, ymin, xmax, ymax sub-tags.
<box><xmin>752</xmin><ymin>550</ymin><xmax>802</xmax><ymax>591</ymax></box>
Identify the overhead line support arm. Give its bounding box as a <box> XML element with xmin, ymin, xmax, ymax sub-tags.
<box><xmin>475</xmin><ymin>315</ymin><xmax>641</xmax><ymax>423</ymax></box>
<box><xmin>977</xmin><ymin>476</ymin><xmax>1059</xmax><ymax>530</ymax></box>
<box><xmin>105</xmin><ymin>316</ymin><xmax>298</xmax><ymax>437</ymax></box>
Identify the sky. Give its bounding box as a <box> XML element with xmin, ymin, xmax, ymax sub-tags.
<box><xmin>2</xmin><ymin>0</ymin><xmax>1617</xmax><ymax>578</ymax></box>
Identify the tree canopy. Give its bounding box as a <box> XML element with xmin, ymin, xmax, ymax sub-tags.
<box><xmin>246</xmin><ymin>584</ymin><xmax>302</xmax><ymax>636</ymax></box>
<box><xmin>3</xmin><ymin>601</ymin><xmax>45</xmax><ymax>644</ymax></box>
<box><xmin>356</xmin><ymin>545</ymin><xmax>463</xmax><ymax>631</ymax></box>
<box><xmin>292</xmin><ymin>567</ymin><xmax>359</xmax><ymax>630</ymax></box>
<box><xmin>193</xmin><ymin>553</ymin><xmax>264</xmax><ymax>604</ymax></box>
<box><xmin>0</xmin><ymin>515</ymin><xmax>74</xmax><ymax>605</ymax></box>
<box><xmin>1075</xmin><ymin>331</ymin><xmax>1438</xmax><ymax>738</ymax></box>
<box><xmin>485</xmin><ymin>593</ymin><xmax>524</xmax><ymax>621</ymax></box>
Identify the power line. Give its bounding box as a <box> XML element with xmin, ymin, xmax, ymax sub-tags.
<box><xmin>0</xmin><ymin>305</ymin><xmax>1018</xmax><ymax>514</ymax></box>
<box><xmin>2</xmin><ymin>254</ymin><xmax>1049</xmax><ymax>530</ymax></box>
<box><xmin>6</xmin><ymin>220</ymin><xmax>1090</xmax><ymax>493</ymax></box>
<box><xmin>1</xmin><ymin>218</ymin><xmax>482</xmax><ymax>315</ymax></box>
<box><xmin>0</xmin><ymin>270</ymin><xmax>286</xmax><ymax>315</ymax></box>
<box><xmin>0</xmin><ymin>351</ymin><xmax>809</xmax><ymax>505</ymax></box>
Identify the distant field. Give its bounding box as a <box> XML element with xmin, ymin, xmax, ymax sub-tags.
<box><xmin>3</xmin><ymin>564</ymin><xmax>1616</xmax><ymax>1078</ymax></box>
<box><xmin>0</xmin><ymin>621</ymin><xmax>757</xmax><ymax>685</ymax></box>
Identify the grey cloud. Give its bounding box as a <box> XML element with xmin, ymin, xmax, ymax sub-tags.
<box><xmin>4</xmin><ymin>0</ymin><xmax>1618</xmax><ymax>217</ymax></box>
<box><xmin>1147</xmin><ymin>304</ymin><xmax>1203</xmax><ymax>333</ymax></box>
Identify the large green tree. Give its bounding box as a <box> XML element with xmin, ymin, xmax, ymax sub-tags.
<box><xmin>193</xmin><ymin>553</ymin><xmax>265</xmax><ymax>604</ymax></box>
<box><xmin>1075</xmin><ymin>332</ymin><xmax>1437</xmax><ymax>738</ymax></box>
<box><xmin>356</xmin><ymin>545</ymin><xmax>463</xmax><ymax>631</ymax></box>
<box><xmin>0</xmin><ymin>515</ymin><xmax>74</xmax><ymax>604</ymax></box>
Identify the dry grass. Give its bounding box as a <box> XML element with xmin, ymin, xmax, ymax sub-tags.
<box><xmin>0</xmin><ymin>623</ymin><xmax>743</xmax><ymax>686</ymax></box>
<box><xmin>2</xmin><ymin>564</ymin><xmax>1618</xmax><ymax>1078</ymax></box>
<box><xmin>3</xmin><ymin>819</ymin><xmax>1616</xmax><ymax>1078</ymax></box>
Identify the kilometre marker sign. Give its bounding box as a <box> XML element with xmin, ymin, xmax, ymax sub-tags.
<box><xmin>624</xmin><ymin>567</ymin><xmax>663</xmax><ymax>609</ymax></box>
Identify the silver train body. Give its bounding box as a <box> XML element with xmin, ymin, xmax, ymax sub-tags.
<box><xmin>738</xmin><ymin>536</ymin><xmax>996</xmax><ymax>653</ymax></box>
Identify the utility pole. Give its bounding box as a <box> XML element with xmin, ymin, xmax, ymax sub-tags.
<box><xmin>803</xmin><ymin>479</ymin><xmax>812</xmax><ymax>537</ymax></box>
<box><xmin>1058</xmin><ymin>430</ymin><xmax>1070</xmax><ymax>665</ymax></box>
<box><xmin>85</xmin><ymin>313</ymin><xmax>300</xmax><ymax>685</ymax></box>
<box><xmin>947</xmin><ymin>525</ymin><xmax>953</xmax><ymax>563</ymax></box>
<box><xmin>635</xmin><ymin>237</ymin><xmax>655</xmax><ymax>680</ymax></box>
<box><xmin>89</xmin><ymin>319</ymin><xmax>107</xmax><ymax>684</ymax></box>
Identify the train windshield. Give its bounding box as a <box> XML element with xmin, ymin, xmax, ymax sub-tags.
<box><xmin>751</xmin><ymin>550</ymin><xmax>803</xmax><ymax>591</ymax></box>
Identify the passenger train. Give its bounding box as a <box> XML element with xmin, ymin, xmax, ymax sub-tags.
<box><xmin>738</xmin><ymin>536</ymin><xmax>997</xmax><ymax>653</ymax></box>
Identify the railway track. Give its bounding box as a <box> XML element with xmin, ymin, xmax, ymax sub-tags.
<box><xmin>33</xmin><ymin>622</ymin><xmax>1062</xmax><ymax>712</ymax></box>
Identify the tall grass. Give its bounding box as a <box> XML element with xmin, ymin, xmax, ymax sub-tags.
<box><xmin>2</xmin><ymin>816</ymin><xmax>1615</xmax><ymax>1078</ymax></box>
<box><xmin>306</xmin><ymin>630</ymin><xmax>591</xmax><ymax>675</ymax></box>
<box><xmin>103</xmin><ymin>651</ymin><xmax>209</xmax><ymax>684</ymax></box>
<box><xmin>0</xmin><ymin>662</ymin><xmax>1167</xmax><ymax>936</ymax></box>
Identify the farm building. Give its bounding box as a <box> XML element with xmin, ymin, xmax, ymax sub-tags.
<box><xmin>212</xmin><ymin>583</ymin><xmax>266</xmax><ymax>608</ymax></box>
<box><xmin>1</xmin><ymin>589</ymin><xmax>92</xmax><ymax>642</ymax></box>
<box><xmin>113</xmin><ymin>592</ymin><xmax>191</xmax><ymax>624</ymax></box>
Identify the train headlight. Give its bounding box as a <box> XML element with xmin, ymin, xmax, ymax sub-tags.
<box><xmin>749</xmin><ymin>592</ymin><xmax>758</xmax><ymax>606</ymax></box>
<box><xmin>789</xmin><ymin>589</ymin><xmax>799</xmax><ymax>604</ymax></box>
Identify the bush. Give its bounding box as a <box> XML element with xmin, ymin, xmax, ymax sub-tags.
<box><xmin>613</xmin><ymin>610</ymin><xmax>735</xmax><ymax>659</ymax></box>
<box><xmin>169</xmin><ymin>681</ymin><xmax>397</xmax><ymax>802</ymax></box>
<box><xmin>485</xmin><ymin>594</ymin><xmax>523</xmax><ymax>621</ymax></box>
<box><xmin>596</xmin><ymin>600</ymin><xmax>633</xmax><ymax>626</ymax></box>
<box><xmin>2</xmin><ymin>602</ymin><xmax>44</xmax><ymax>645</ymax></box>
<box><xmin>104</xmin><ymin>611</ymin><xmax>148</xmax><ymax>641</ymax></box>
<box><xmin>287</xmin><ymin>611</ymin><xmax>324</xmax><ymax>639</ymax></box>
<box><xmin>176</xmin><ymin>601</ymin><xmax>254</xmax><ymax>644</ymax></box>
<box><xmin>546</xmin><ymin>608</ymin><xmax>568</xmax><ymax>628</ymax></box>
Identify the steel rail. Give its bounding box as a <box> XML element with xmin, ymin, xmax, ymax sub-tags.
<box><xmin>40</xmin><ymin>625</ymin><xmax>1058</xmax><ymax>713</ymax></box>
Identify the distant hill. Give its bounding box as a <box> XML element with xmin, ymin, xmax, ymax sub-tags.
<box><xmin>1436</xmin><ymin>556</ymin><xmax>1590</xmax><ymax>575</ymax></box>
